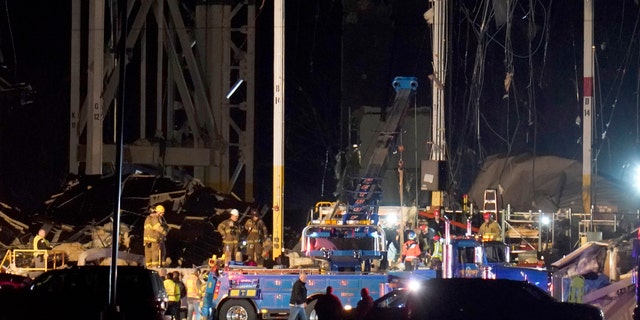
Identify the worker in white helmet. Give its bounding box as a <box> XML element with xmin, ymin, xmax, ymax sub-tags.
<box><xmin>217</xmin><ymin>209</ymin><xmax>241</xmax><ymax>265</ymax></box>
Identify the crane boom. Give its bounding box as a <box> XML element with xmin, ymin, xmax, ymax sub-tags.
<box><xmin>302</xmin><ymin>77</ymin><xmax>418</xmax><ymax>271</ymax></box>
<box><xmin>344</xmin><ymin>77</ymin><xmax>418</xmax><ymax>225</ymax></box>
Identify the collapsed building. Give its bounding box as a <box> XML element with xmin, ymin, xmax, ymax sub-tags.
<box><xmin>0</xmin><ymin>172</ymin><xmax>255</xmax><ymax>269</ymax></box>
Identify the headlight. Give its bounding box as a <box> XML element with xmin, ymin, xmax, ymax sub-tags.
<box><xmin>408</xmin><ymin>280</ymin><xmax>421</xmax><ymax>292</ymax></box>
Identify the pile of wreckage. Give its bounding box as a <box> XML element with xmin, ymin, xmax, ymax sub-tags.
<box><xmin>0</xmin><ymin>171</ymin><xmax>256</xmax><ymax>270</ymax></box>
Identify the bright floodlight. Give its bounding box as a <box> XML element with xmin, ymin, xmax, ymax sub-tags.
<box><xmin>633</xmin><ymin>165</ymin><xmax>640</xmax><ymax>192</ymax></box>
<box><xmin>540</xmin><ymin>215</ymin><xmax>551</xmax><ymax>225</ymax></box>
<box><xmin>386</xmin><ymin>213</ymin><xmax>398</xmax><ymax>226</ymax></box>
<box><xmin>408</xmin><ymin>280</ymin><xmax>421</xmax><ymax>291</ymax></box>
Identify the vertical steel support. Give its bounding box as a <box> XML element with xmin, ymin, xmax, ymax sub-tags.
<box><xmin>86</xmin><ymin>0</ymin><xmax>105</xmax><ymax>175</ymax></box>
<box><xmin>69</xmin><ymin>0</ymin><xmax>81</xmax><ymax>174</ymax></box>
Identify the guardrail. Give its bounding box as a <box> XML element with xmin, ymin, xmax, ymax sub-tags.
<box><xmin>0</xmin><ymin>249</ymin><xmax>66</xmax><ymax>275</ymax></box>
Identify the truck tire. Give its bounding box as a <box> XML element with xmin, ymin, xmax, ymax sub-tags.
<box><xmin>218</xmin><ymin>299</ymin><xmax>256</xmax><ymax>320</ymax></box>
<box><xmin>305</xmin><ymin>298</ymin><xmax>318</xmax><ymax>320</ymax></box>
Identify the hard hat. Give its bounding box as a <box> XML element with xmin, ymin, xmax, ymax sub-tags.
<box><xmin>483</xmin><ymin>212</ymin><xmax>491</xmax><ymax>219</ymax></box>
<box><xmin>155</xmin><ymin>205</ymin><xmax>165</xmax><ymax>213</ymax></box>
<box><xmin>407</xmin><ymin>231</ymin><xmax>417</xmax><ymax>240</ymax></box>
<box><xmin>230</xmin><ymin>209</ymin><xmax>239</xmax><ymax>216</ymax></box>
<box><xmin>433</xmin><ymin>235</ymin><xmax>440</xmax><ymax>241</ymax></box>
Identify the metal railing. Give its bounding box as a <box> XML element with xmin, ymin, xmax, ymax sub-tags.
<box><xmin>0</xmin><ymin>249</ymin><xmax>66</xmax><ymax>274</ymax></box>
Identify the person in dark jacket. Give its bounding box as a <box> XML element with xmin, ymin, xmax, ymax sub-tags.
<box><xmin>287</xmin><ymin>273</ymin><xmax>308</xmax><ymax>320</ymax></box>
<box><xmin>314</xmin><ymin>286</ymin><xmax>343</xmax><ymax>320</ymax></box>
<box><xmin>354</xmin><ymin>288</ymin><xmax>373</xmax><ymax>320</ymax></box>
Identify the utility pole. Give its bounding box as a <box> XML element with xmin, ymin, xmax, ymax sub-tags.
<box><xmin>582</xmin><ymin>0</ymin><xmax>594</xmax><ymax>219</ymax></box>
<box><xmin>428</xmin><ymin>0</ymin><xmax>448</xmax><ymax>207</ymax></box>
<box><xmin>272</xmin><ymin>0</ymin><xmax>285</xmax><ymax>260</ymax></box>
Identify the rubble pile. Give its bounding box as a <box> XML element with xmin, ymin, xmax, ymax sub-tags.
<box><xmin>0</xmin><ymin>172</ymin><xmax>253</xmax><ymax>267</ymax></box>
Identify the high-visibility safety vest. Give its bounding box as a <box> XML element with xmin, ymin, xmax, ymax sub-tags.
<box><xmin>185</xmin><ymin>274</ymin><xmax>201</xmax><ymax>299</ymax></box>
<box><xmin>432</xmin><ymin>240</ymin><xmax>443</xmax><ymax>260</ymax></box>
<box><xmin>33</xmin><ymin>235</ymin><xmax>51</xmax><ymax>256</ymax></box>
<box><xmin>164</xmin><ymin>279</ymin><xmax>181</xmax><ymax>302</ymax></box>
<box><xmin>33</xmin><ymin>235</ymin><xmax>43</xmax><ymax>250</ymax></box>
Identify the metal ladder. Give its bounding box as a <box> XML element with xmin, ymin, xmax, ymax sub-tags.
<box><xmin>482</xmin><ymin>189</ymin><xmax>498</xmax><ymax>216</ymax></box>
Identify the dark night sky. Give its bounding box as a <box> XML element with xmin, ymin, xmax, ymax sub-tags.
<box><xmin>1</xmin><ymin>0</ymin><xmax>640</xmax><ymax>219</ymax></box>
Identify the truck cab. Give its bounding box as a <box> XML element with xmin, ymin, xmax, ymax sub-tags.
<box><xmin>442</xmin><ymin>238</ymin><xmax>550</xmax><ymax>291</ymax></box>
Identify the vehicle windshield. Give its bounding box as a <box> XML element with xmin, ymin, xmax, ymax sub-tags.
<box><xmin>375</xmin><ymin>289</ymin><xmax>409</xmax><ymax>308</ymax></box>
<box><xmin>458</xmin><ymin>247</ymin><xmax>478</xmax><ymax>263</ymax></box>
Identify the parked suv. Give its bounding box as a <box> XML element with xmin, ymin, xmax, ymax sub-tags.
<box><xmin>368</xmin><ymin>278</ymin><xmax>604</xmax><ymax>320</ymax></box>
<box><xmin>0</xmin><ymin>266</ymin><xmax>167</xmax><ymax>320</ymax></box>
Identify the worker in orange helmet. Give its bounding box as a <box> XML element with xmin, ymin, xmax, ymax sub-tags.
<box><xmin>401</xmin><ymin>231</ymin><xmax>421</xmax><ymax>271</ymax></box>
<box><xmin>478</xmin><ymin>212</ymin><xmax>502</xmax><ymax>241</ymax></box>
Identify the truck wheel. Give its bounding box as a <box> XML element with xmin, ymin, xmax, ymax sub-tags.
<box><xmin>218</xmin><ymin>299</ymin><xmax>256</xmax><ymax>320</ymax></box>
<box><xmin>305</xmin><ymin>299</ymin><xmax>318</xmax><ymax>320</ymax></box>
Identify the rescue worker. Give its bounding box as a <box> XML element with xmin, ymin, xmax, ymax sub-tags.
<box><xmin>287</xmin><ymin>272</ymin><xmax>308</xmax><ymax>320</ymax></box>
<box><xmin>429</xmin><ymin>234</ymin><xmax>443</xmax><ymax>270</ymax></box>
<box><xmin>429</xmin><ymin>209</ymin><xmax>445</xmax><ymax>237</ymax></box>
<box><xmin>161</xmin><ymin>268</ymin><xmax>181</xmax><ymax>319</ymax></box>
<box><xmin>185</xmin><ymin>268</ymin><xmax>203</xmax><ymax>320</ymax></box>
<box><xmin>478</xmin><ymin>212</ymin><xmax>502</xmax><ymax>241</ymax></box>
<box><xmin>217</xmin><ymin>209</ymin><xmax>241</xmax><ymax>265</ymax></box>
<box><xmin>354</xmin><ymin>287</ymin><xmax>374</xmax><ymax>320</ymax></box>
<box><xmin>244</xmin><ymin>208</ymin><xmax>268</xmax><ymax>265</ymax></box>
<box><xmin>401</xmin><ymin>231</ymin><xmax>421</xmax><ymax>271</ymax></box>
<box><xmin>314</xmin><ymin>286</ymin><xmax>343</xmax><ymax>320</ymax></box>
<box><xmin>144</xmin><ymin>204</ymin><xmax>169</xmax><ymax>267</ymax></box>
<box><xmin>33</xmin><ymin>228</ymin><xmax>53</xmax><ymax>269</ymax></box>
<box><xmin>173</xmin><ymin>271</ymin><xmax>188</xmax><ymax>319</ymax></box>
<box><xmin>417</xmin><ymin>220</ymin><xmax>430</xmax><ymax>257</ymax></box>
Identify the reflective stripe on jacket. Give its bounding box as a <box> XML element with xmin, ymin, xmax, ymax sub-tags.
<box><xmin>402</xmin><ymin>240</ymin><xmax>421</xmax><ymax>261</ymax></box>
<box><xmin>432</xmin><ymin>241</ymin><xmax>443</xmax><ymax>259</ymax></box>
<box><xmin>144</xmin><ymin>215</ymin><xmax>167</xmax><ymax>243</ymax></box>
<box><xmin>164</xmin><ymin>279</ymin><xmax>181</xmax><ymax>302</ymax></box>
